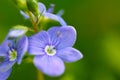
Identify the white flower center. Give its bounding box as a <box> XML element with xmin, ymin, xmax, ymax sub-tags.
<box><xmin>45</xmin><ymin>45</ymin><xmax>56</xmax><ymax>56</ymax></box>
<box><xmin>9</xmin><ymin>49</ymin><xmax>17</xmax><ymax>61</ymax></box>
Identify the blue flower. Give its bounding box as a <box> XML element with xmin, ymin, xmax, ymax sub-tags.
<box><xmin>28</xmin><ymin>26</ymin><xmax>83</xmax><ymax>76</ymax></box>
<box><xmin>20</xmin><ymin>2</ymin><xmax>67</xmax><ymax>26</ymax></box>
<box><xmin>0</xmin><ymin>34</ymin><xmax>28</xmax><ymax>79</ymax></box>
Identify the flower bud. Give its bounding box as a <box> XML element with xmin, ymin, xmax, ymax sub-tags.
<box><xmin>26</xmin><ymin>0</ymin><xmax>39</xmax><ymax>16</ymax></box>
<box><xmin>8</xmin><ymin>25</ymin><xmax>28</xmax><ymax>38</ymax></box>
<box><xmin>13</xmin><ymin>0</ymin><xmax>27</xmax><ymax>11</ymax></box>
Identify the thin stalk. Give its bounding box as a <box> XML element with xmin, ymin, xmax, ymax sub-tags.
<box><xmin>28</xmin><ymin>27</ymin><xmax>35</xmax><ymax>32</ymax></box>
<box><xmin>23</xmin><ymin>57</ymin><xmax>33</xmax><ymax>63</ymax></box>
<box><xmin>37</xmin><ymin>10</ymin><xmax>44</xmax><ymax>31</ymax></box>
<box><xmin>27</xmin><ymin>11</ymin><xmax>39</xmax><ymax>32</ymax></box>
<box><xmin>38</xmin><ymin>16</ymin><xmax>44</xmax><ymax>31</ymax></box>
<box><xmin>27</xmin><ymin>11</ymin><xmax>34</xmax><ymax>26</ymax></box>
<box><xmin>37</xmin><ymin>70</ymin><xmax>44</xmax><ymax>80</ymax></box>
<box><xmin>34</xmin><ymin>16</ymin><xmax>39</xmax><ymax>32</ymax></box>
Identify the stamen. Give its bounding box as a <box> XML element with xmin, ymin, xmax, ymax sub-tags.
<box><xmin>9</xmin><ymin>49</ymin><xmax>17</xmax><ymax>61</ymax></box>
<box><xmin>45</xmin><ymin>45</ymin><xmax>56</xmax><ymax>56</ymax></box>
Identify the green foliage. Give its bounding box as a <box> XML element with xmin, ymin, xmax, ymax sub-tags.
<box><xmin>27</xmin><ymin>0</ymin><xmax>39</xmax><ymax>16</ymax></box>
<box><xmin>12</xmin><ymin>0</ymin><xmax>27</xmax><ymax>11</ymax></box>
<box><xmin>0</xmin><ymin>0</ymin><xmax>120</xmax><ymax>80</ymax></box>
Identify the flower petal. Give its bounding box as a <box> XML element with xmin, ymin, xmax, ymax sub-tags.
<box><xmin>44</xmin><ymin>12</ymin><xmax>67</xmax><ymax>26</ymax></box>
<box><xmin>38</xmin><ymin>2</ymin><xmax>46</xmax><ymax>14</ymax></box>
<box><xmin>56</xmin><ymin>10</ymin><xmax>64</xmax><ymax>17</ymax></box>
<box><xmin>57</xmin><ymin>47</ymin><xmax>83</xmax><ymax>62</ymax></box>
<box><xmin>20</xmin><ymin>11</ymin><xmax>29</xmax><ymax>19</ymax></box>
<box><xmin>34</xmin><ymin>55</ymin><xmax>65</xmax><ymax>76</ymax></box>
<box><xmin>16</xmin><ymin>36</ymin><xmax>28</xmax><ymax>64</ymax></box>
<box><xmin>48</xmin><ymin>26</ymin><xmax>76</xmax><ymax>49</ymax></box>
<box><xmin>28</xmin><ymin>31</ymin><xmax>50</xmax><ymax>55</ymax></box>
<box><xmin>47</xmin><ymin>27</ymin><xmax>60</xmax><ymax>46</ymax></box>
<box><xmin>47</xmin><ymin>4</ymin><xmax>55</xmax><ymax>13</ymax></box>
<box><xmin>0</xmin><ymin>60</ymin><xmax>15</xmax><ymax>72</ymax></box>
<box><xmin>0</xmin><ymin>42</ymin><xmax>9</xmax><ymax>57</ymax></box>
<box><xmin>0</xmin><ymin>68</ymin><xmax>12</xmax><ymax>80</ymax></box>
<box><xmin>8</xmin><ymin>29</ymin><xmax>26</xmax><ymax>38</ymax></box>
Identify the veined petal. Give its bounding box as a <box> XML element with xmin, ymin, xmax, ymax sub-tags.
<box><xmin>0</xmin><ymin>60</ymin><xmax>15</xmax><ymax>72</ymax></box>
<box><xmin>28</xmin><ymin>31</ymin><xmax>50</xmax><ymax>55</ymax></box>
<box><xmin>0</xmin><ymin>68</ymin><xmax>12</xmax><ymax>80</ymax></box>
<box><xmin>57</xmin><ymin>47</ymin><xmax>83</xmax><ymax>62</ymax></box>
<box><xmin>48</xmin><ymin>26</ymin><xmax>76</xmax><ymax>49</ymax></box>
<box><xmin>16</xmin><ymin>36</ymin><xmax>28</xmax><ymax>64</ymax></box>
<box><xmin>44</xmin><ymin>13</ymin><xmax>67</xmax><ymax>26</ymax></box>
<box><xmin>38</xmin><ymin>2</ymin><xmax>46</xmax><ymax>14</ymax></box>
<box><xmin>0</xmin><ymin>42</ymin><xmax>9</xmax><ymax>57</ymax></box>
<box><xmin>47</xmin><ymin>27</ymin><xmax>60</xmax><ymax>46</ymax></box>
<box><xmin>34</xmin><ymin>55</ymin><xmax>65</xmax><ymax>76</ymax></box>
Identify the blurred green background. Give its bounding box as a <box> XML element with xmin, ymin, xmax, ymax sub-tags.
<box><xmin>0</xmin><ymin>0</ymin><xmax>120</xmax><ymax>80</ymax></box>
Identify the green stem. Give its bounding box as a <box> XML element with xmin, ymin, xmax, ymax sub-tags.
<box><xmin>27</xmin><ymin>11</ymin><xmax>39</xmax><ymax>32</ymax></box>
<box><xmin>39</xmin><ymin>16</ymin><xmax>44</xmax><ymax>31</ymax></box>
<box><xmin>28</xmin><ymin>27</ymin><xmax>35</xmax><ymax>32</ymax></box>
<box><xmin>23</xmin><ymin>56</ymin><xmax>33</xmax><ymax>63</ymax></box>
<box><xmin>34</xmin><ymin>16</ymin><xmax>39</xmax><ymax>32</ymax></box>
<box><xmin>27</xmin><ymin>11</ymin><xmax>34</xmax><ymax>25</ymax></box>
<box><xmin>37</xmin><ymin>70</ymin><xmax>44</xmax><ymax>80</ymax></box>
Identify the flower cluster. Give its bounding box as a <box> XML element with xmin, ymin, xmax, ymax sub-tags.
<box><xmin>0</xmin><ymin>0</ymin><xmax>83</xmax><ymax>79</ymax></box>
